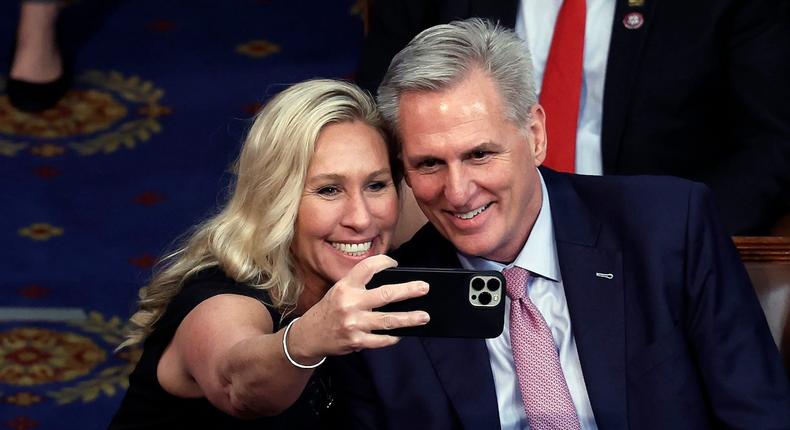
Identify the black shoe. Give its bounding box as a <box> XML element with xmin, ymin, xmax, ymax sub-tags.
<box><xmin>7</xmin><ymin>70</ymin><xmax>71</xmax><ymax>113</ymax></box>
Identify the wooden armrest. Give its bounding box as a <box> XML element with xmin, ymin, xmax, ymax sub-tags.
<box><xmin>736</xmin><ymin>236</ymin><xmax>790</xmax><ymax>369</ymax></box>
<box><xmin>733</xmin><ymin>236</ymin><xmax>790</xmax><ymax>264</ymax></box>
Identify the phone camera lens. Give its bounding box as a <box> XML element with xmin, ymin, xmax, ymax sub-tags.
<box><xmin>486</xmin><ymin>278</ymin><xmax>501</xmax><ymax>291</ymax></box>
<box><xmin>471</xmin><ymin>277</ymin><xmax>485</xmax><ymax>291</ymax></box>
<box><xmin>478</xmin><ymin>291</ymin><xmax>492</xmax><ymax>305</ymax></box>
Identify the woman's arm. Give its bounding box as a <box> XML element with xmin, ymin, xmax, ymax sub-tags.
<box><xmin>157</xmin><ymin>255</ymin><xmax>430</xmax><ymax>419</ymax></box>
<box><xmin>158</xmin><ymin>293</ymin><xmax>309</xmax><ymax>418</ymax></box>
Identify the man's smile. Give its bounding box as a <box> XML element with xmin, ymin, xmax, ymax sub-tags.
<box><xmin>452</xmin><ymin>202</ymin><xmax>493</xmax><ymax>220</ymax></box>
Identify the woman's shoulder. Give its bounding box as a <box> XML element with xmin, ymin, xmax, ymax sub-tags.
<box><xmin>162</xmin><ymin>266</ymin><xmax>281</xmax><ymax>330</ymax></box>
<box><xmin>185</xmin><ymin>266</ymin><xmax>271</xmax><ymax>300</ymax></box>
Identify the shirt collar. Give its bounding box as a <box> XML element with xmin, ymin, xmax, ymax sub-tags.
<box><xmin>457</xmin><ymin>170</ymin><xmax>561</xmax><ymax>282</ymax></box>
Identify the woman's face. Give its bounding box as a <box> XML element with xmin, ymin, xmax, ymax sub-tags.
<box><xmin>292</xmin><ymin>120</ymin><xmax>399</xmax><ymax>292</ymax></box>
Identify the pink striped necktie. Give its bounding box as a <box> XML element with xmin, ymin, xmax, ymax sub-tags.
<box><xmin>503</xmin><ymin>266</ymin><xmax>581</xmax><ymax>430</ymax></box>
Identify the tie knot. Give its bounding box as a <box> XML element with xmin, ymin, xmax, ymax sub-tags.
<box><xmin>503</xmin><ymin>266</ymin><xmax>530</xmax><ymax>300</ymax></box>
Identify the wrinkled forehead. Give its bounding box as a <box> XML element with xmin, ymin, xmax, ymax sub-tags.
<box><xmin>402</xmin><ymin>72</ymin><xmax>511</xmax><ymax>130</ymax></box>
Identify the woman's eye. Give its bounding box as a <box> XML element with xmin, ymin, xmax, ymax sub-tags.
<box><xmin>317</xmin><ymin>186</ymin><xmax>340</xmax><ymax>196</ymax></box>
<box><xmin>367</xmin><ymin>181</ymin><xmax>388</xmax><ymax>192</ymax></box>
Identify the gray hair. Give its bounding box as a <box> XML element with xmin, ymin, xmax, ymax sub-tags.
<box><xmin>378</xmin><ymin>18</ymin><xmax>538</xmax><ymax>140</ymax></box>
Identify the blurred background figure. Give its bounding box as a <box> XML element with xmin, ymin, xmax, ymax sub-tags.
<box><xmin>357</xmin><ymin>0</ymin><xmax>790</xmax><ymax>236</ymax></box>
<box><xmin>7</xmin><ymin>0</ymin><xmax>69</xmax><ymax>112</ymax></box>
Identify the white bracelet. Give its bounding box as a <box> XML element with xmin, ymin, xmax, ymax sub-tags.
<box><xmin>282</xmin><ymin>317</ymin><xmax>326</xmax><ymax>369</ymax></box>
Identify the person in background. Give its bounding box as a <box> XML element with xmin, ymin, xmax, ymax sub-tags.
<box><xmin>8</xmin><ymin>0</ymin><xmax>70</xmax><ymax>112</ymax></box>
<box><xmin>334</xmin><ymin>19</ymin><xmax>790</xmax><ymax>429</ymax></box>
<box><xmin>109</xmin><ymin>79</ymin><xmax>430</xmax><ymax>429</ymax></box>
<box><xmin>356</xmin><ymin>0</ymin><xmax>790</xmax><ymax>235</ymax></box>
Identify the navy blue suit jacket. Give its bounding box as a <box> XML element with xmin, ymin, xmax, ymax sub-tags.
<box><xmin>332</xmin><ymin>170</ymin><xmax>790</xmax><ymax>429</ymax></box>
<box><xmin>356</xmin><ymin>0</ymin><xmax>790</xmax><ymax>234</ymax></box>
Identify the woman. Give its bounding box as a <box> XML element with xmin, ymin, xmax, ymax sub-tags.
<box><xmin>109</xmin><ymin>79</ymin><xmax>429</xmax><ymax>428</ymax></box>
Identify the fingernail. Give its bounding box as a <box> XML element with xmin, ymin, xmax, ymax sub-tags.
<box><xmin>420</xmin><ymin>312</ymin><xmax>430</xmax><ymax>324</ymax></box>
<box><xmin>420</xmin><ymin>282</ymin><xmax>429</xmax><ymax>293</ymax></box>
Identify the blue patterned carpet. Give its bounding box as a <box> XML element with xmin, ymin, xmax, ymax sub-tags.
<box><xmin>0</xmin><ymin>1</ymin><xmax>364</xmax><ymax>427</ymax></box>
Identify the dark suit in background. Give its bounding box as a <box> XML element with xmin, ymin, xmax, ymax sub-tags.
<box><xmin>333</xmin><ymin>168</ymin><xmax>790</xmax><ymax>429</ymax></box>
<box><xmin>357</xmin><ymin>0</ymin><xmax>790</xmax><ymax>235</ymax></box>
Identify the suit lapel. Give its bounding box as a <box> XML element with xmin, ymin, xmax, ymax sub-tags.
<box><xmin>601</xmin><ymin>0</ymin><xmax>660</xmax><ymax>172</ymax></box>
<box><xmin>544</xmin><ymin>170</ymin><xmax>628</xmax><ymax>429</ymax></box>
<box><xmin>399</xmin><ymin>228</ymin><xmax>502</xmax><ymax>428</ymax></box>
<box><xmin>421</xmin><ymin>337</ymin><xmax>502</xmax><ymax>428</ymax></box>
<box><xmin>558</xmin><ymin>243</ymin><xmax>627</xmax><ymax>428</ymax></box>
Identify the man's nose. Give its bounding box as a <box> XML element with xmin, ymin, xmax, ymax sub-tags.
<box><xmin>342</xmin><ymin>193</ymin><xmax>373</xmax><ymax>231</ymax></box>
<box><xmin>443</xmin><ymin>165</ymin><xmax>474</xmax><ymax>207</ymax></box>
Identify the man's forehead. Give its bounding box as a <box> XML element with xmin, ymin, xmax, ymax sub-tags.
<box><xmin>399</xmin><ymin>86</ymin><xmax>502</xmax><ymax>131</ymax></box>
<box><xmin>399</xmin><ymin>71</ymin><xmax>499</xmax><ymax>110</ymax></box>
<box><xmin>408</xmin><ymin>97</ymin><xmax>490</xmax><ymax>118</ymax></box>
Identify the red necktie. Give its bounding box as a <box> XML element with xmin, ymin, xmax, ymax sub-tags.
<box><xmin>504</xmin><ymin>266</ymin><xmax>581</xmax><ymax>430</ymax></box>
<box><xmin>540</xmin><ymin>0</ymin><xmax>586</xmax><ymax>173</ymax></box>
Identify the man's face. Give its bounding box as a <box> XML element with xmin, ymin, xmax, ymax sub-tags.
<box><xmin>398</xmin><ymin>69</ymin><xmax>547</xmax><ymax>263</ymax></box>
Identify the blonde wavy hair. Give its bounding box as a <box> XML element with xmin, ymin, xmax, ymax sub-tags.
<box><xmin>120</xmin><ymin>79</ymin><xmax>397</xmax><ymax>348</ymax></box>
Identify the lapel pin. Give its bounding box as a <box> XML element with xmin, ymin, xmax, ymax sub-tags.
<box><xmin>596</xmin><ymin>272</ymin><xmax>614</xmax><ymax>280</ymax></box>
<box><xmin>623</xmin><ymin>12</ymin><xmax>644</xmax><ymax>30</ymax></box>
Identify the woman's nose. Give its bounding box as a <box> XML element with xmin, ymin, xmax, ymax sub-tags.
<box><xmin>341</xmin><ymin>193</ymin><xmax>373</xmax><ymax>231</ymax></box>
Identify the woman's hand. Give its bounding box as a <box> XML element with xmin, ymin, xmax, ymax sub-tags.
<box><xmin>286</xmin><ymin>254</ymin><xmax>430</xmax><ymax>362</ymax></box>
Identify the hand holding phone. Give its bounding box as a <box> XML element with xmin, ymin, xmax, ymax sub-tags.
<box><xmin>367</xmin><ymin>267</ymin><xmax>506</xmax><ymax>338</ymax></box>
<box><xmin>294</xmin><ymin>255</ymin><xmax>431</xmax><ymax>357</ymax></box>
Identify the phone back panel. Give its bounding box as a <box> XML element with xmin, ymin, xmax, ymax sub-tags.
<box><xmin>367</xmin><ymin>267</ymin><xmax>506</xmax><ymax>338</ymax></box>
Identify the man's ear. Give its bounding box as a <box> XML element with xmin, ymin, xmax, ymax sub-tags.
<box><xmin>528</xmin><ymin>104</ymin><xmax>547</xmax><ymax>166</ymax></box>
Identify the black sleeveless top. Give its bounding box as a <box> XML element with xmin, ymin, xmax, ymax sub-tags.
<box><xmin>109</xmin><ymin>268</ymin><xmax>334</xmax><ymax>429</ymax></box>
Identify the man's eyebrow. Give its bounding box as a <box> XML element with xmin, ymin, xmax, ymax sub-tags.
<box><xmin>463</xmin><ymin>141</ymin><xmax>501</xmax><ymax>155</ymax></box>
<box><xmin>405</xmin><ymin>154</ymin><xmax>441</xmax><ymax>166</ymax></box>
<box><xmin>406</xmin><ymin>141</ymin><xmax>502</xmax><ymax>164</ymax></box>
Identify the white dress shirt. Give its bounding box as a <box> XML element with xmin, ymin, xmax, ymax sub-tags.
<box><xmin>458</xmin><ymin>171</ymin><xmax>598</xmax><ymax>430</ymax></box>
<box><xmin>515</xmin><ymin>0</ymin><xmax>616</xmax><ymax>175</ymax></box>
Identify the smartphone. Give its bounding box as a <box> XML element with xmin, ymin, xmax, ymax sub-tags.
<box><xmin>366</xmin><ymin>267</ymin><xmax>506</xmax><ymax>338</ymax></box>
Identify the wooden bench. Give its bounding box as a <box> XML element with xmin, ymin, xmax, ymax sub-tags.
<box><xmin>735</xmin><ymin>236</ymin><xmax>790</xmax><ymax>370</ymax></box>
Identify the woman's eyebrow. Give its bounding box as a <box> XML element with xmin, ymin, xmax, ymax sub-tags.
<box><xmin>366</xmin><ymin>168</ymin><xmax>392</xmax><ymax>180</ymax></box>
<box><xmin>306</xmin><ymin>173</ymin><xmax>345</xmax><ymax>184</ymax></box>
<box><xmin>309</xmin><ymin>168</ymin><xmax>392</xmax><ymax>182</ymax></box>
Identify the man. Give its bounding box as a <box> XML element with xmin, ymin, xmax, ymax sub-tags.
<box><xmin>333</xmin><ymin>19</ymin><xmax>790</xmax><ymax>429</ymax></box>
<box><xmin>356</xmin><ymin>0</ymin><xmax>790</xmax><ymax>235</ymax></box>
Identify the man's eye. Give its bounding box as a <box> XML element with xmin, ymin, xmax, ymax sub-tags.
<box><xmin>418</xmin><ymin>158</ymin><xmax>439</xmax><ymax>169</ymax></box>
<box><xmin>470</xmin><ymin>150</ymin><xmax>490</xmax><ymax>160</ymax></box>
<box><xmin>317</xmin><ymin>186</ymin><xmax>340</xmax><ymax>196</ymax></box>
